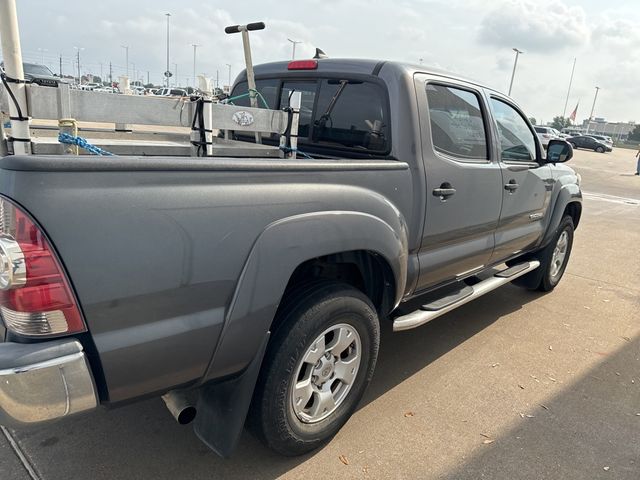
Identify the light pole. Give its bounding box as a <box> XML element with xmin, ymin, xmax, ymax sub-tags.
<box><xmin>173</xmin><ymin>63</ymin><xmax>178</xmax><ymax>87</ymax></box>
<box><xmin>73</xmin><ymin>46</ymin><xmax>83</xmax><ymax>84</ymax></box>
<box><xmin>287</xmin><ymin>38</ymin><xmax>301</xmax><ymax>60</ymax></box>
<box><xmin>585</xmin><ymin>86</ymin><xmax>600</xmax><ymax>134</ymax></box>
<box><xmin>37</xmin><ymin>47</ymin><xmax>48</xmax><ymax>64</ymax></box>
<box><xmin>191</xmin><ymin>44</ymin><xmax>199</xmax><ymax>88</ymax></box>
<box><xmin>121</xmin><ymin>45</ymin><xmax>129</xmax><ymax>78</ymax></box>
<box><xmin>165</xmin><ymin>13</ymin><xmax>171</xmax><ymax>87</ymax></box>
<box><xmin>226</xmin><ymin>63</ymin><xmax>231</xmax><ymax>91</ymax></box>
<box><xmin>508</xmin><ymin>48</ymin><xmax>523</xmax><ymax>96</ymax></box>
<box><xmin>562</xmin><ymin>57</ymin><xmax>576</xmax><ymax>119</ymax></box>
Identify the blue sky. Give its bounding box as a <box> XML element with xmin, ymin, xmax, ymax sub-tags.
<box><xmin>6</xmin><ymin>0</ymin><xmax>640</xmax><ymax>124</ymax></box>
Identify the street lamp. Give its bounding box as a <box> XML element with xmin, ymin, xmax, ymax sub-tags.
<box><xmin>226</xmin><ymin>63</ymin><xmax>231</xmax><ymax>91</ymax></box>
<box><xmin>287</xmin><ymin>38</ymin><xmax>301</xmax><ymax>60</ymax></box>
<box><xmin>585</xmin><ymin>86</ymin><xmax>600</xmax><ymax>134</ymax></box>
<box><xmin>73</xmin><ymin>46</ymin><xmax>84</xmax><ymax>85</ymax></box>
<box><xmin>37</xmin><ymin>47</ymin><xmax>48</xmax><ymax>65</ymax></box>
<box><xmin>121</xmin><ymin>45</ymin><xmax>129</xmax><ymax>78</ymax></box>
<box><xmin>508</xmin><ymin>48</ymin><xmax>523</xmax><ymax>96</ymax></box>
<box><xmin>165</xmin><ymin>13</ymin><xmax>171</xmax><ymax>88</ymax></box>
<box><xmin>191</xmin><ymin>44</ymin><xmax>199</xmax><ymax>88</ymax></box>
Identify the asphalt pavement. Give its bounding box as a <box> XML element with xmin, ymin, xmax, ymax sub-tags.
<box><xmin>2</xmin><ymin>148</ymin><xmax>639</xmax><ymax>479</ymax></box>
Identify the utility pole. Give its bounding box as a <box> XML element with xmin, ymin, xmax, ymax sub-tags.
<box><xmin>562</xmin><ymin>57</ymin><xmax>577</xmax><ymax>119</ymax></box>
<box><xmin>165</xmin><ymin>13</ymin><xmax>171</xmax><ymax>88</ymax></box>
<box><xmin>59</xmin><ymin>54</ymin><xmax>63</xmax><ymax>76</ymax></box>
<box><xmin>99</xmin><ymin>62</ymin><xmax>103</xmax><ymax>82</ymax></box>
<box><xmin>216</xmin><ymin>69</ymin><xmax>219</xmax><ymax>88</ymax></box>
<box><xmin>73</xmin><ymin>46</ymin><xmax>83</xmax><ymax>84</ymax></box>
<box><xmin>174</xmin><ymin>63</ymin><xmax>178</xmax><ymax>87</ymax></box>
<box><xmin>226</xmin><ymin>63</ymin><xmax>231</xmax><ymax>91</ymax></box>
<box><xmin>287</xmin><ymin>38</ymin><xmax>301</xmax><ymax>60</ymax></box>
<box><xmin>508</xmin><ymin>48</ymin><xmax>523</xmax><ymax>96</ymax></box>
<box><xmin>109</xmin><ymin>61</ymin><xmax>113</xmax><ymax>83</ymax></box>
<box><xmin>191</xmin><ymin>44</ymin><xmax>198</xmax><ymax>88</ymax></box>
<box><xmin>121</xmin><ymin>45</ymin><xmax>129</xmax><ymax>78</ymax></box>
<box><xmin>585</xmin><ymin>86</ymin><xmax>600</xmax><ymax>134</ymax></box>
<box><xmin>147</xmin><ymin>70</ymin><xmax>150</xmax><ymax>85</ymax></box>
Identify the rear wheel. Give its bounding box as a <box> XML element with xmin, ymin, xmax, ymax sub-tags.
<box><xmin>595</xmin><ymin>146</ymin><xmax>605</xmax><ymax>153</ymax></box>
<box><xmin>249</xmin><ymin>282</ymin><xmax>379</xmax><ymax>456</ymax></box>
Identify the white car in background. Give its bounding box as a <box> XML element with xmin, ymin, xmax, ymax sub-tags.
<box><xmin>534</xmin><ymin>126</ymin><xmax>559</xmax><ymax>148</ymax></box>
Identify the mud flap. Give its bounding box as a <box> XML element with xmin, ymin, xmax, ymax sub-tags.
<box><xmin>193</xmin><ymin>332</ymin><xmax>270</xmax><ymax>457</ymax></box>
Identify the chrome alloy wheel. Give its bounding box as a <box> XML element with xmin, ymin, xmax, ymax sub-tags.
<box><xmin>550</xmin><ymin>230</ymin><xmax>569</xmax><ymax>279</ymax></box>
<box><xmin>291</xmin><ymin>323</ymin><xmax>362</xmax><ymax>424</ymax></box>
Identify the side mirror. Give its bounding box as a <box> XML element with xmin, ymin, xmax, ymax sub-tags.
<box><xmin>546</xmin><ymin>139</ymin><xmax>573</xmax><ymax>163</ymax></box>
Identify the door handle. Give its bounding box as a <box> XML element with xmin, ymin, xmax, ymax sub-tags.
<box><xmin>433</xmin><ymin>183</ymin><xmax>456</xmax><ymax>200</ymax></box>
<box><xmin>504</xmin><ymin>180</ymin><xmax>519</xmax><ymax>192</ymax></box>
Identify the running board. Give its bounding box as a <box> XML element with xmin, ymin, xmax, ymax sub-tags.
<box><xmin>393</xmin><ymin>260</ymin><xmax>540</xmax><ymax>332</ymax></box>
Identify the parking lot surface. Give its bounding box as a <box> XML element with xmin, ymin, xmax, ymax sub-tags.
<box><xmin>2</xmin><ymin>148</ymin><xmax>639</xmax><ymax>479</ymax></box>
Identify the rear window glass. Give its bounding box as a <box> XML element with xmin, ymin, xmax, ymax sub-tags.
<box><xmin>426</xmin><ymin>84</ymin><xmax>488</xmax><ymax>160</ymax></box>
<box><xmin>229</xmin><ymin>79</ymin><xmax>279</xmax><ymax>109</ymax></box>
<box><xmin>311</xmin><ymin>80</ymin><xmax>388</xmax><ymax>152</ymax></box>
<box><xmin>230</xmin><ymin>77</ymin><xmax>390</xmax><ymax>155</ymax></box>
<box><xmin>279</xmin><ymin>81</ymin><xmax>318</xmax><ymax>139</ymax></box>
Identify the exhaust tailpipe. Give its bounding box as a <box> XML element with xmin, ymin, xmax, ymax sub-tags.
<box><xmin>162</xmin><ymin>390</ymin><xmax>197</xmax><ymax>425</ymax></box>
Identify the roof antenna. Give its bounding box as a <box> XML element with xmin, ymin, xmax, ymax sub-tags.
<box><xmin>313</xmin><ymin>48</ymin><xmax>328</xmax><ymax>59</ymax></box>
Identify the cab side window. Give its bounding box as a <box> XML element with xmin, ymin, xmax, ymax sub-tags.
<box><xmin>489</xmin><ymin>98</ymin><xmax>537</xmax><ymax>162</ymax></box>
<box><xmin>426</xmin><ymin>83</ymin><xmax>488</xmax><ymax>161</ymax></box>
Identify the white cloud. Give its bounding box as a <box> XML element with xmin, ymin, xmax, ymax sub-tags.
<box><xmin>478</xmin><ymin>0</ymin><xmax>590</xmax><ymax>52</ymax></box>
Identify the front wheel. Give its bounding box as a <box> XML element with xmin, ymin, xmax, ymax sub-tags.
<box><xmin>249</xmin><ymin>283</ymin><xmax>380</xmax><ymax>456</ymax></box>
<box><xmin>595</xmin><ymin>146</ymin><xmax>605</xmax><ymax>153</ymax></box>
<box><xmin>536</xmin><ymin>216</ymin><xmax>575</xmax><ymax>291</ymax></box>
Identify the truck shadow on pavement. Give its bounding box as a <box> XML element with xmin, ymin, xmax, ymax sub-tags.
<box><xmin>11</xmin><ymin>286</ymin><xmax>544</xmax><ymax>480</ymax></box>
<box><xmin>441</xmin><ymin>334</ymin><xmax>640</xmax><ymax>480</ymax></box>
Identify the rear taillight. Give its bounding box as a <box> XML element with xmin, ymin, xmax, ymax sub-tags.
<box><xmin>287</xmin><ymin>60</ymin><xmax>318</xmax><ymax>70</ymax></box>
<box><xmin>0</xmin><ymin>197</ymin><xmax>85</xmax><ymax>337</ymax></box>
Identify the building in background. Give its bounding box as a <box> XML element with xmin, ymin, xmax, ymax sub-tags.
<box><xmin>580</xmin><ymin>118</ymin><xmax>636</xmax><ymax>140</ymax></box>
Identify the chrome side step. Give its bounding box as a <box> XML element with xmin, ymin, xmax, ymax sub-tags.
<box><xmin>393</xmin><ymin>260</ymin><xmax>540</xmax><ymax>332</ymax></box>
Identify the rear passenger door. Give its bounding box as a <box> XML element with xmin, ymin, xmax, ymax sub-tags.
<box><xmin>487</xmin><ymin>97</ymin><xmax>552</xmax><ymax>261</ymax></box>
<box><xmin>414</xmin><ymin>77</ymin><xmax>503</xmax><ymax>292</ymax></box>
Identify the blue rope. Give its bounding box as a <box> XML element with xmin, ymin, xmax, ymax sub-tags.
<box><xmin>58</xmin><ymin>133</ymin><xmax>114</xmax><ymax>156</ymax></box>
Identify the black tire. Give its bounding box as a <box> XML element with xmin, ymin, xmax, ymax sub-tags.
<box><xmin>595</xmin><ymin>146</ymin><xmax>605</xmax><ymax>153</ymax></box>
<box><xmin>249</xmin><ymin>282</ymin><xmax>379</xmax><ymax>456</ymax></box>
<box><xmin>569</xmin><ymin>142</ymin><xmax>577</xmax><ymax>149</ymax></box>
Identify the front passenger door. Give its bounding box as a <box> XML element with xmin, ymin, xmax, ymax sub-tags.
<box><xmin>488</xmin><ymin>97</ymin><xmax>552</xmax><ymax>262</ymax></box>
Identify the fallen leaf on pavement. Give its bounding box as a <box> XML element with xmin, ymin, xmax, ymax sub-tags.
<box><xmin>549</xmin><ymin>346</ymin><xmax>553</xmax><ymax>351</ymax></box>
<box><xmin>482</xmin><ymin>439</ymin><xmax>494</xmax><ymax>444</ymax></box>
<box><xmin>518</xmin><ymin>384</ymin><xmax>525</xmax><ymax>390</ymax></box>
<box><xmin>404</xmin><ymin>411</ymin><xmax>414</xmax><ymax>417</ymax></box>
<box><xmin>540</xmin><ymin>404</ymin><xmax>549</xmax><ymax>410</ymax></box>
<box><xmin>339</xmin><ymin>455</ymin><xmax>349</xmax><ymax>466</ymax></box>
<box><xmin>603</xmin><ymin>466</ymin><xmax>610</xmax><ymax>471</ymax></box>
<box><xmin>480</xmin><ymin>433</ymin><xmax>491</xmax><ymax>438</ymax></box>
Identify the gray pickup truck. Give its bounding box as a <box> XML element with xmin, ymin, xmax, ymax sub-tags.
<box><xmin>0</xmin><ymin>58</ymin><xmax>581</xmax><ymax>457</ymax></box>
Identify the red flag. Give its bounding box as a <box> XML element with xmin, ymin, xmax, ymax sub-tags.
<box><xmin>569</xmin><ymin>102</ymin><xmax>579</xmax><ymax>122</ymax></box>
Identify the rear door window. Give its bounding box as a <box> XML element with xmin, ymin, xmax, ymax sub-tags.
<box><xmin>426</xmin><ymin>83</ymin><xmax>488</xmax><ymax>160</ymax></box>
